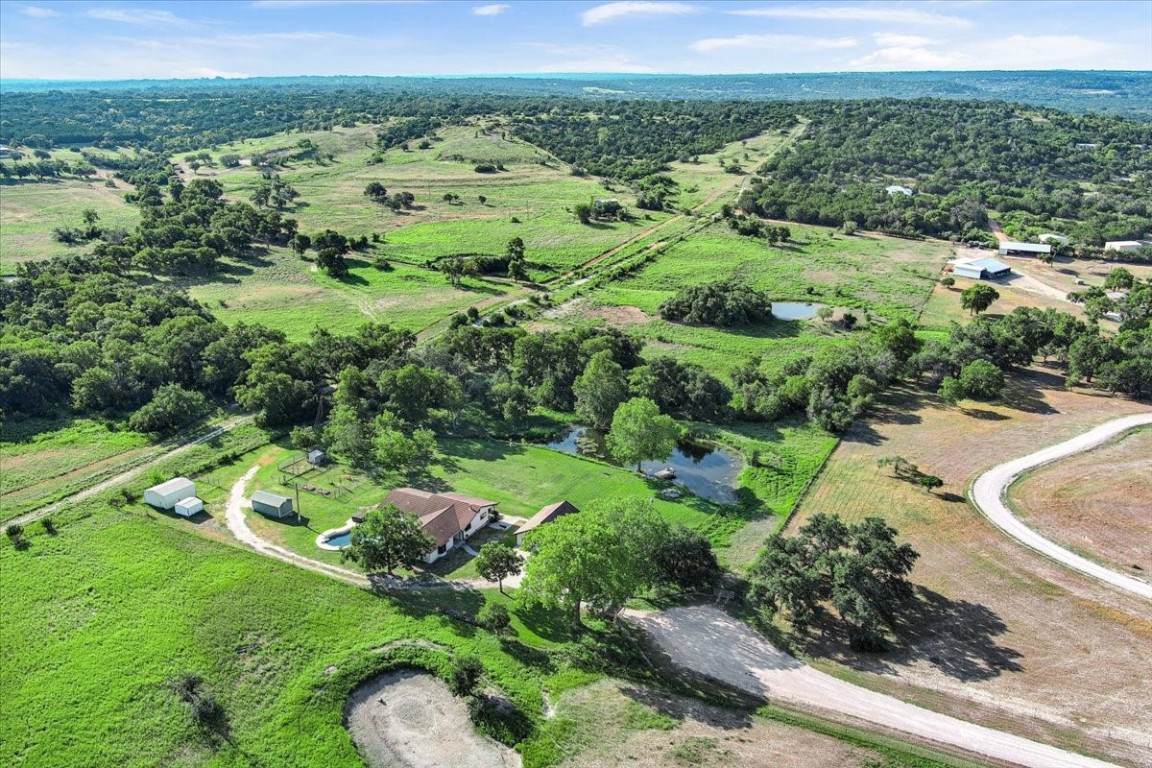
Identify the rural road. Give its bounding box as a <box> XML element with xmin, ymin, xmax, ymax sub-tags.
<box><xmin>970</xmin><ymin>412</ymin><xmax>1152</xmax><ymax>600</ymax></box>
<box><xmin>629</xmin><ymin>606</ymin><xmax>1120</xmax><ymax>768</ymax></box>
<box><xmin>7</xmin><ymin>415</ymin><xmax>252</xmax><ymax>528</ymax></box>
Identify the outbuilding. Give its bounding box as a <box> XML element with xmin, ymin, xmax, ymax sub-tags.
<box><xmin>1038</xmin><ymin>233</ymin><xmax>1069</xmax><ymax>246</ymax></box>
<box><xmin>307</xmin><ymin>449</ymin><xmax>328</xmax><ymax>466</ymax></box>
<box><xmin>952</xmin><ymin>258</ymin><xmax>1012</xmax><ymax>280</ymax></box>
<box><xmin>885</xmin><ymin>184</ymin><xmax>913</xmax><ymax>196</ymax></box>
<box><xmin>174</xmin><ymin>497</ymin><xmax>204</xmax><ymax>518</ymax></box>
<box><xmin>251</xmin><ymin>490</ymin><xmax>293</xmax><ymax>518</ymax></box>
<box><xmin>144</xmin><ymin>477</ymin><xmax>197</xmax><ymax>510</ymax></box>
<box><xmin>1104</xmin><ymin>240</ymin><xmax>1152</xmax><ymax>253</ymax></box>
<box><xmin>516</xmin><ymin>501</ymin><xmax>580</xmax><ymax>547</ymax></box>
<box><xmin>998</xmin><ymin>242</ymin><xmax>1051</xmax><ymax>257</ymax></box>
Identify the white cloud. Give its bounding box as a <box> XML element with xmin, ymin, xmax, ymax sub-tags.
<box><xmin>582</xmin><ymin>2</ymin><xmax>698</xmax><ymax>27</ymax></box>
<box><xmin>472</xmin><ymin>4</ymin><xmax>509</xmax><ymax>16</ymax></box>
<box><xmin>873</xmin><ymin>33</ymin><xmax>936</xmax><ymax>48</ymax></box>
<box><xmin>19</xmin><ymin>5</ymin><xmax>61</xmax><ymax>18</ymax></box>
<box><xmin>85</xmin><ymin>8</ymin><xmax>196</xmax><ymax>27</ymax></box>
<box><xmin>692</xmin><ymin>34</ymin><xmax>858</xmax><ymax>53</ymax></box>
<box><xmin>851</xmin><ymin>34</ymin><xmax>1139</xmax><ymax>71</ymax></box>
<box><xmin>729</xmin><ymin>5</ymin><xmax>973</xmax><ymax>28</ymax></box>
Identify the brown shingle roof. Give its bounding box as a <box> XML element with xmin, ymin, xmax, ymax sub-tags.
<box><xmin>517</xmin><ymin>500</ymin><xmax>580</xmax><ymax>537</ymax></box>
<box><xmin>376</xmin><ymin>488</ymin><xmax>498</xmax><ymax>548</ymax></box>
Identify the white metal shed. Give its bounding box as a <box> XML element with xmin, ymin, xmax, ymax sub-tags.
<box><xmin>174</xmin><ymin>497</ymin><xmax>204</xmax><ymax>518</ymax></box>
<box><xmin>144</xmin><ymin>477</ymin><xmax>196</xmax><ymax>510</ymax></box>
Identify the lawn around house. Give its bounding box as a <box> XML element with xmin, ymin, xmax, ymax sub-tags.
<box><xmin>229</xmin><ymin>423</ymin><xmax>835</xmax><ymax>577</ymax></box>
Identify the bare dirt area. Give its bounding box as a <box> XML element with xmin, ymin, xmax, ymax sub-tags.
<box><xmin>1011</xmin><ymin>427</ymin><xmax>1152</xmax><ymax>580</ymax></box>
<box><xmin>556</xmin><ymin>680</ymin><xmax>879</xmax><ymax>768</ymax></box>
<box><xmin>791</xmin><ymin>374</ymin><xmax>1152</xmax><ymax>766</ymax></box>
<box><xmin>545</xmin><ymin>297</ymin><xmax>651</xmax><ymax>325</ymax></box>
<box><xmin>345</xmin><ymin>670</ymin><xmax>521</xmax><ymax>768</ymax></box>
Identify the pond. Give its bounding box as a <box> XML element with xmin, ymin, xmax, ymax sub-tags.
<box><xmin>772</xmin><ymin>301</ymin><xmax>825</xmax><ymax>320</ymax></box>
<box><xmin>545</xmin><ymin>428</ymin><xmax>743</xmax><ymax>505</ymax></box>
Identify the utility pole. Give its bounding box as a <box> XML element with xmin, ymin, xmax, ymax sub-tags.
<box><xmin>295</xmin><ymin>482</ymin><xmax>301</xmax><ymax>525</ymax></box>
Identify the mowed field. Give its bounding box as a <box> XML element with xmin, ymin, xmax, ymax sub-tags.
<box><xmin>539</xmin><ymin>223</ymin><xmax>952</xmax><ymax>379</ymax></box>
<box><xmin>181</xmin><ymin>124</ymin><xmax>673</xmax><ymax>275</ymax></box>
<box><xmin>178</xmin><ymin>246</ymin><xmax>510</xmax><ymax>341</ymax></box>
<box><xmin>0</xmin><ymin>177</ymin><xmax>139</xmax><ymax>274</ymax></box>
<box><xmin>792</xmin><ymin>376</ymin><xmax>1152</xmax><ymax>766</ymax></box>
<box><xmin>1011</xmin><ymin>426</ymin><xmax>1152</xmax><ymax>579</ymax></box>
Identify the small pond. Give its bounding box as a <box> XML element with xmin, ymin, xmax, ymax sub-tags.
<box><xmin>545</xmin><ymin>428</ymin><xmax>743</xmax><ymax>505</ymax></box>
<box><xmin>772</xmin><ymin>301</ymin><xmax>825</xmax><ymax>320</ymax></box>
<box><xmin>323</xmin><ymin>531</ymin><xmax>352</xmax><ymax>549</ymax></box>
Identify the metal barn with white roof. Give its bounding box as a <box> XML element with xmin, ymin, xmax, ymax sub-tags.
<box><xmin>144</xmin><ymin>477</ymin><xmax>196</xmax><ymax>510</ymax></box>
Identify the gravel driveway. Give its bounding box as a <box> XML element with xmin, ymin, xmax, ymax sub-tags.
<box><xmin>628</xmin><ymin>606</ymin><xmax>1119</xmax><ymax>768</ymax></box>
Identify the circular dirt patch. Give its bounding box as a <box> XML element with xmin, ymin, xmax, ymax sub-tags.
<box><xmin>345</xmin><ymin>669</ymin><xmax>521</xmax><ymax>768</ymax></box>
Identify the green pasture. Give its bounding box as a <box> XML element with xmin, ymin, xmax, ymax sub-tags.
<box><xmin>0</xmin><ymin>177</ymin><xmax>139</xmax><ymax>274</ymax></box>
<box><xmin>0</xmin><ymin>496</ymin><xmax>593</xmax><ymax>768</ymax></box>
<box><xmin>180</xmin><ymin>247</ymin><xmax>507</xmax><ymax>340</ymax></box>
<box><xmin>0</xmin><ymin>418</ymin><xmax>151</xmax><ymax>517</ymax></box>
<box><xmin>184</xmin><ymin>124</ymin><xmax>668</xmax><ymax>272</ymax></box>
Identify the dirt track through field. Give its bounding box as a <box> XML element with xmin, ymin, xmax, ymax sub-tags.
<box><xmin>629</xmin><ymin>606</ymin><xmax>1119</xmax><ymax>768</ymax></box>
<box><xmin>970</xmin><ymin>412</ymin><xmax>1152</xmax><ymax>600</ymax></box>
<box><xmin>7</xmin><ymin>415</ymin><xmax>252</xmax><ymax>527</ymax></box>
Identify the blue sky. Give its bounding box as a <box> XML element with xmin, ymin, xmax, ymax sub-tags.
<box><xmin>1</xmin><ymin>1</ymin><xmax>1149</xmax><ymax>80</ymax></box>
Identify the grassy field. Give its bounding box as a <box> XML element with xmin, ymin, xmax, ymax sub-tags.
<box><xmin>182</xmin><ymin>124</ymin><xmax>672</xmax><ymax>275</ymax></box>
<box><xmin>0</xmin><ymin>418</ymin><xmax>153</xmax><ymax>519</ymax></box>
<box><xmin>178</xmin><ymin>246</ymin><xmax>509</xmax><ymax>340</ymax></box>
<box><xmin>0</xmin><ymin>498</ymin><xmax>589</xmax><ymax>768</ymax></box>
<box><xmin>1010</xmin><ymin>426</ymin><xmax>1152</xmax><ymax>579</ymax></box>
<box><xmin>536</xmin><ymin>222</ymin><xmax>951</xmax><ymax>379</ymax></box>
<box><xmin>0</xmin><ymin>177</ymin><xmax>139</xmax><ymax>275</ymax></box>
<box><xmin>790</xmin><ymin>378</ymin><xmax>1152</xmax><ymax>766</ymax></box>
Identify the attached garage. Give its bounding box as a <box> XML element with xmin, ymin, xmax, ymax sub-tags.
<box><xmin>174</xmin><ymin>497</ymin><xmax>204</xmax><ymax>518</ymax></box>
<box><xmin>144</xmin><ymin>477</ymin><xmax>196</xmax><ymax>510</ymax></box>
<box><xmin>251</xmin><ymin>490</ymin><xmax>293</xmax><ymax>518</ymax></box>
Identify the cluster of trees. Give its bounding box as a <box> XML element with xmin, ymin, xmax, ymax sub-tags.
<box><xmin>81</xmin><ymin>175</ymin><xmax>298</xmax><ymax>276</ymax></box>
<box><xmin>748</xmin><ymin>513</ymin><xmax>919</xmax><ymax>651</ymax></box>
<box><xmin>0</xmin><ymin>263</ymin><xmax>282</xmax><ymax>428</ymax></box>
<box><xmin>250</xmin><ymin>173</ymin><xmax>300</xmax><ymax>210</ymax></box>
<box><xmin>513</xmin><ymin>101</ymin><xmax>797</xmax><ymax>180</ymax></box>
<box><xmin>520</xmin><ymin>499</ymin><xmax>720</xmax><ymax>626</ymax></box>
<box><xmin>1068</xmin><ymin>272</ymin><xmax>1152</xmax><ymax>326</ymax></box>
<box><xmin>721</xmin><ymin>207</ymin><xmax>791</xmax><ymax>243</ymax></box>
<box><xmin>659</xmin><ymin>281</ymin><xmax>773</xmax><ymax>327</ymax></box>
<box><xmin>742</xmin><ymin>99</ymin><xmax>1152</xmax><ymax>244</ymax></box>
<box><xmin>363</xmin><ymin>182</ymin><xmax>416</xmax><ymax>211</ymax></box>
<box><xmin>0</xmin><ymin>157</ymin><xmax>97</xmax><ymax>181</ymax></box>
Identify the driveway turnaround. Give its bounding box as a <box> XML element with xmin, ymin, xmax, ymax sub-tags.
<box><xmin>969</xmin><ymin>412</ymin><xmax>1152</xmax><ymax>600</ymax></box>
<box><xmin>631</xmin><ymin>606</ymin><xmax>1120</xmax><ymax>768</ymax></box>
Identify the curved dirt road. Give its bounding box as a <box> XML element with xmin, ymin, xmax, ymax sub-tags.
<box><xmin>630</xmin><ymin>606</ymin><xmax>1119</xmax><ymax>768</ymax></box>
<box><xmin>224</xmin><ymin>465</ymin><xmax>369</xmax><ymax>588</ymax></box>
<box><xmin>970</xmin><ymin>412</ymin><xmax>1152</xmax><ymax>600</ymax></box>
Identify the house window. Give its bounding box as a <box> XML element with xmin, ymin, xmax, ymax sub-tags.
<box><xmin>465</xmin><ymin>522</ymin><xmax>472</xmax><ymax>531</ymax></box>
<box><xmin>437</xmin><ymin>544</ymin><xmax>446</xmax><ymax>554</ymax></box>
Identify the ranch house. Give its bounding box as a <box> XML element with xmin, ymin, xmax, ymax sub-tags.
<box><xmin>354</xmin><ymin>489</ymin><xmax>497</xmax><ymax>563</ymax></box>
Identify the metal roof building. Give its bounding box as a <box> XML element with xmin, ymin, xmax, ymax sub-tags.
<box><xmin>251</xmin><ymin>490</ymin><xmax>293</xmax><ymax>519</ymax></box>
<box><xmin>999</xmin><ymin>242</ymin><xmax>1051</xmax><ymax>256</ymax></box>
<box><xmin>953</xmin><ymin>258</ymin><xmax>1012</xmax><ymax>280</ymax></box>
